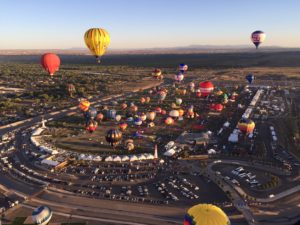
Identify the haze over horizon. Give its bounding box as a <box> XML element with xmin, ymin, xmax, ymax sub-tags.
<box><xmin>1</xmin><ymin>0</ymin><xmax>300</xmax><ymax>50</ymax></box>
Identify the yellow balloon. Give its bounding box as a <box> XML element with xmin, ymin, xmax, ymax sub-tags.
<box><xmin>184</xmin><ymin>204</ymin><xmax>230</xmax><ymax>225</ymax></box>
<box><xmin>84</xmin><ymin>28</ymin><xmax>110</xmax><ymax>63</ymax></box>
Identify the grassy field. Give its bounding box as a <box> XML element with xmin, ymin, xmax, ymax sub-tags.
<box><xmin>3</xmin><ymin>51</ymin><xmax>300</xmax><ymax>68</ymax></box>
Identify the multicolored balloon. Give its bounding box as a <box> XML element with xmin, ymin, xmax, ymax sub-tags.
<box><xmin>175</xmin><ymin>73</ymin><xmax>184</xmax><ymax>82</ymax></box>
<box><xmin>86</xmin><ymin>120</ymin><xmax>98</xmax><ymax>133</ymax></box>
<box><xmin>165</xmin><ymin>117</ymin><xmax>174</xmax><ymax>125</ymax></box>
<box><xmin>105</xmin><ymin>129</ymin><xmax>122</xmax><ymax>147</ymax></box>
<box><xmin>251</xmin><ymin>30</ymin><xmax>266</xmax><ymax>49</ymax></box>
<box><xmin>238</xmin><ymin>118</ymin><xmax>255</xmax><ymax>134</ymax></box>
<box><xmin>79</xmin><ymin>100</ymin><xmax>90</xmax><ymax>112</ymax></box>
<box><xmin>179</xmin><ymin>63</ymin><xmax>188</xmax><ymax>73</ymax></box>
<box><xmin>152</xmin><ymin>68</ymin><xmax>162</xmax><ymax>79</ymax></box>
<box><xmin>119</xmin><ymin>122</ymin><xmax>128</xmax><ymax>131</ymax></box>
<box><xmin>32</xmin><ymin>206</ymin><xmax>53</xmax><ymax>225</ymax></box>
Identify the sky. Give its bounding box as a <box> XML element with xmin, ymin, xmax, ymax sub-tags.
<box><xmin>0</xmin><ymin>0</ymin><xmax>300</xmax><ymax>49</ymax></box>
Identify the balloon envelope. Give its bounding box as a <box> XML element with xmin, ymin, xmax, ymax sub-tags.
<box><xmin>246</xmin><ymin>74</ymin><xmax>254</xmax><ymax>84</ymax></box>
<box><xmin>251</xmin><ymin>30</ymin><xmax>266</xmax><ymax>49</ymax></box>
<box><xmin>179</xmin><ymin>63</ymin><xmax>188</xmax><ymax>72</ymax></box>
<box><xmin>41</xmin><ymin>53</ymin><xmax>60</xmax><ymax>76</ymax></box>
<box><xmin>105</xmin><ymin>129</ymin><xmax>122</xmax><ymax>146</ymax></box>
<box><xmin>199</xmin><ymin>81</ymin><xmax>214</xmax><ymax>97</ymax></box>
<box><xmin>84</xmin><ymin>28</ymin><xmax>110</xmax><ymax>61</ymax></box>
<box><xmin>32</xmin><ymin>206</ymin><xmax>52</xmax><ymax>225</ymax></box>
<box><xmin>79</xmin><ymin>100</ymin><xmax>91</xmax><ymax>112</ymax></box>
<box><xmin>184</xmin><ymin>204</ymin><xmax>230</xmax><ymax>225</ymax></box>
<box><xmin>238</xmin><ymin>118</ymin><xmax>255</xmax><ymax>134</ymax></box>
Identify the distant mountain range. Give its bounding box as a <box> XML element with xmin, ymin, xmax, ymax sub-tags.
<box><xmin>0</xmin><ymin>45</ymin><xmax>299</xmax><ymax>55</ymax></box>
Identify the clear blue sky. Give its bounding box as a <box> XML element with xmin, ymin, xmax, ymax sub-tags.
<box><xmin>0</xmin><ymin>0</ymin><xmax>299</xmax><ymax>49</ymax></box>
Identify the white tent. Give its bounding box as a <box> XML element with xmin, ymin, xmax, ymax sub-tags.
<box><xmin>121</xmin><ymin>155</ymin><xmax>130</xmax><ymax>162</ymax></box>
<box><xmin>105</xmin><ymin>156</ymin><xmax>113</xmax><ymax>162</ymax></box>
<box><xmin>87</xmin><ymin>155</ymin><xmax>93</xmax><ymax>161</ymax></box>
<box><xmin>93</xmin><ymin>156</ymin><xmax>102</xmax><ymax>162</ymax></box>
<box><xmin>113</xmin><ymin>156</ymin><xmax>122</xmax><ymax>162</ymax></box>
<box><xmin>145</xmin><ymin>154</ymin><xmax>154</xmax><ymax>160</ymax></box>
<box><xmin>164</xmin><ymin>149</ymin><xmax>176</xmax><ymax>157</ymax></box>
<box><xmin>138</xmin><ymin>154</ymin><xmax>146</xmax><ymax>161</ymax></box>
<box><xmin>129</xmin><ymin>155</ymin><xmax>138</xmax><ymax>162</ymax></box>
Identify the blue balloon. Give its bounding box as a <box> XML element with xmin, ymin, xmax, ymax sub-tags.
<box><xmin>83</xmin><ymin>107</ymin><xmax>97</xmax><ymax>124</ymax></box>
<box><xmin>106</xmin><ymin>109</ymin><xmax>117</xmax><ymax>120</ymax></box>
<box><xmin>246</xmin><ymin>74</ymin><xmax>254</xmax><ymax>84</ymax></box>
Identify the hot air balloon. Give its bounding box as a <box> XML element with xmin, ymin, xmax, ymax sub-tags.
<box><xmin>215</xmin><ymin>88</ymin><xmax>223</xmax><ymax>96</ymax></box>
<box><xmin>189</xmin><ymin>82</ymin><xmax>195</xmax><ymax>92</ymax></box>
<box><xmin>41</xmin><ymin>53</ymin><xmax>60</xmax><ymax>77</ymax></box>
<box><xmin>115</xmin><ymin>114</ymin><xmax>122</xmax><ymax>122</ymax></box>
<box><xmin>178</xmin><ymin>109</ymin><xmax>185</xmax><ymax>117</ymax></box>
<box><xmin>176</xmin><ymin>88</ymin><xmax>187</xmax><ymax>95</ymax></box>
<box><xmin>238</xmin><ymin>118</ymin><xmax>255</xmax><ymax>134</ymax></box>
<box><xmin>79</xmin><ymin>100</ymin><xmax>90</xmax><ymax>112</ymax></box>
<box><xmin>86</xmin><ymin>120</ymin><xmax>98</xmax><ymax>133</ymax></box>
<box><xmin>32</xmin><ymin>206</ymin><xmax>53</xmax><ymax>225</ymax></box>
<box><xmin>124</xmin><ymin>139</ymin><xmax>134</xmax><ymax>151</ymax></box>
<box><xmin>251</xmin><ymin>30</ymin><xmax>266</xmax><ymax>49</ymax></box>
<box><xmin>140</xmin><ymin>97</ymin><xmax>146</xmax><ymax>104</ymax></box>
<box><xmin>119</xmin><ymin>122</ymin><xmax>128</xmax><ymax>131</ymax></box>
<box><xmin>145</xmin><ymin>96</ymin><xmax>151</xmax><ymax>103</ymax></box>
<box><xmin>105</xmin><ymin>129</ymin><xmax>122</xmax><ymax>147</ymax></box>
<box><xmin>179</xmin><ymin>63</ymin><xmax>188</xmax><ymax>73</ymax></box>
<box><xmin>155</xmin><ymin>107</ymin><xmax>162</xmax><ymax>114</ymax></box>
<box><xmin>152</xmin><ymin>68</ymin><xmax>162</xmax><ymax>80</ymax></box>
<box><xmin>210</xmin><ymin>103</ymin><xmax>224</xmax><ymax>112</ymax></box>
<box><xmin>184</xmin><ymin>204</ymin><xmax>230</xmax><ymax>225</ymax></box>
<box><xmin>222</xmin><ymin>93</ymin><xmax>229</xmax><ymax>104</ymax></box>
<box><xmin>175</xmin><ymin>73</ymin><xmax>184</xmax><ymax>83</ymax></box>
<box><xmin>246</xmin><ymin>74</ymin><xmax>254</xmax><ymax>84</ymax></box>
<box><xmin>134</xmin><ymin>117</ymin><xmax>143</xmax><ymax>126</ymax></box>
<box><xmin>165</xmin><ymin>117</ymin><xmax>174</xmax><ymax>125</ymax></box>
<box><xmin>67</xmin><ymin>84</ymin><xmax>76</xmax><ymax>97</ymax></box>
<box><xmin>84</xmin><ymin>107</ymin><xmax>97</xmax><ymax>120</ymax></box>
<box><xmin>146</xmin><ymin>111</ymin><xmax>156</xmax><ymax>121</ymax></box>
<box><xmin>121</xmin><ymin>103</ymin><xmax>128</xmax><ymax>110</ymax></box>
<box><xmin>139</xmin><ymin>113</ymin><xmax>147</xmax><ymax>122</ymax></box>
<box><xmin>176</xmin><ymin>98</ymin><xmax>183</xmax><ymax>106</ymax></box>
<box><xmin>130</xmin><ymin>105</ymin><xmax>138</xmax><ymax>113</ymax></box>
<box><xmin>196</xmin><ymin>88</ymin><xmax>201</xmax><ymax>98</ymax></box>
<box><xmin>169</xmin><ymin>110</ymin><xmax>180</xmax><ymax>118</ymax></box>
<box><xmin>158</xmin><ymin>90</ymin><xmax>167</xmax><ymax>102</ymax></box>
<box><xmin>106</xmin><ymin>109</ymin><xmax>117</xmax><ymax>120</ymax></box>
<box><xmin>84</xmin><ymin>28</ymin><xmax>110</xmax><ymax>63</ymax></box>
<box><xmin>96</xmin><ymin>113</ymin><xmax>104</xmax><ymax>122</ymax></box>
<box><xmin>199</xmin><ymin>81</ymin><xmax>214</xmax><ymax>97</ymax></box>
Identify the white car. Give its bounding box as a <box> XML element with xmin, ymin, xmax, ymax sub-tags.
<box><xmin>239</xmin><ymin>173</ymin><xmax>247</xmax><ymax>178</ymax></box>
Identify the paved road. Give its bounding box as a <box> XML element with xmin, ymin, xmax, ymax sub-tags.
<box><xmin>210</xmin><ymin>160</ymin><xmax>300</xmax><ymax>202</ymax></box>
<box><xmin>206</xmin><ymin>161</ymin><xmax>257</xmax><ymax>225</ymax></box>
